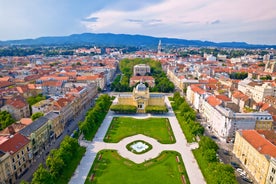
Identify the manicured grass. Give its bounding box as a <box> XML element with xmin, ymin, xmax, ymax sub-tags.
<box><xmin>85</xmin><ymin>150</ymin><xmax>190</xmax><ymax>184</ymax></box>
<box><xmin>56</xmin><ymin>146</ymin><xmax>86</xmax><ymax>184</ymax></box>
<box><xmin>104</xmin><ymin>117</ymin><xmax>175</xmax><ymax>144</ymax></box>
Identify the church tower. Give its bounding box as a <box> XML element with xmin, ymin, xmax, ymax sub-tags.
<box><xmin>157</xmin><ymin>40</ymin><xmax>162</xmax><ymax>54</ymax></box>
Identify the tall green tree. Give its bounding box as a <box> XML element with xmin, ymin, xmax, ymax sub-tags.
<box><xmin>0</xmin><ymin>111</ymin><xmax>15</xmax><ymax>130</ymax></box>
<box><xmin>31</xmin><ymin>164</ymin><xmax>54</xmax><ymax>184</ymax></box>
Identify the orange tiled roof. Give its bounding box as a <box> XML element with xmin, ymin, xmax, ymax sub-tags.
<box><xmin>190</xmin><ymin>84</ymin><xmax>205</xmax><ymax>95</ymax></box>
<box><xmin>216</xmin><ymin>95</ymin><xmax>231</xmax><ymax>102</ymax></box>
<box><xmin>0</xmin><ymin>133</ymin><xmax>29</xmax><ymax>154</ymax></box>
<box><xmin>241</xmin><ymin>130</ymin><xmax>276</xmax><ymax>158</ymax></box>
<box><xmin>206</xmin><ymin>96</ymin><xmax>222</xmax><ymax>107</ymax></box>
<box><xmin>130</xmin><ymin>76</ymin><xmax>154</xmax><ymax>81</ymax></box>
<box><xmin>42</xmin><ymin>80</ymin><xmax>63</xmax><ymax>87</ymax></box>
<box><xmin>6</xmin><ymin>96</ymin><xmax>28</xmax><ymax>109</ymax></box>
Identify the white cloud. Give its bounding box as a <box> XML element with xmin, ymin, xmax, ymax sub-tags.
<box><xmin>82</xmin><ymin>0</ymin><xmax>276</xmax><ymax>44</ymax></box>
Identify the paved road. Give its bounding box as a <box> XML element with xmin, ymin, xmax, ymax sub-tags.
<box><xmin>70</xmin><ymin>96</ymin><xmax>206</xmax><ymax>184</ymax></box>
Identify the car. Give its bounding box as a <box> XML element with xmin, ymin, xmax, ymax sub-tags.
<box><xmin>236</xmin><ymin>168</ymin><xmax>246</xmax><ymax>176</ymax></box>
<box><xmin>211</xmin><ymin>135</ymin><xmax>218</xmax><ymax>140</ymax></box>
<box><xmin>231</xmin><ymin>162</ymin><xmax>240</xmax><ymax>168</ymax></box>
<box><xmin>223</xmin><ymin>151</ymin><xmax>230</xmax><ymax>156</ymax></box>
<box><xmin>242</xmin><ymin>176</ymin><xmax>253</xmax><ymax>183</ymax></box>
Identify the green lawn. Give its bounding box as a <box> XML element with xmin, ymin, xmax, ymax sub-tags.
<box><xmin>85</xmin><ymin>150</ymin><xmax>190</xmax><ymax>184</ymax></box>
<box><xmin>104</xmin><ymin>117</ymin><xmax>175</xmax><ymax>144</ymax></box>
<box><xmin>56</xmin><ymin>146</ymin><xmax>86</xmax><ymax>184</ymax></box>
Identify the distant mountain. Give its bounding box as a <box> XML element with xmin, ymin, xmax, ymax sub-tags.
<box><xmin>0</xmin><ymin>33</ymin><xmax>275</xmax><ymax>49</ymax></box>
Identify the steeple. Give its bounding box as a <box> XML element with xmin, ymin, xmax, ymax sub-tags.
<box><xmin>157</xmin><ymin>40</ymin><xmax>162</xmax><ymax>54</ymax></box>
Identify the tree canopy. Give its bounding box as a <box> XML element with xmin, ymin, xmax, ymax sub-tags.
<box><xmin>0</xmin><ymin>111</ymin><xmax>15</xmax><ymax>130</ymax></box>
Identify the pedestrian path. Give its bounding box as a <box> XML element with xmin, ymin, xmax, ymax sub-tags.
<box><xmin>69</xmin><ymin>96</ymin><xmax>205</xmax><ymax>184</ymax></box>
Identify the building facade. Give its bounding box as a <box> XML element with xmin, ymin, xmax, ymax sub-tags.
<box><xmin>117</xmin><ymin>83</ymin><xmax>165</xmax><ymax>113</ymax></box>
<box><xmin>233</xmin><ymin>130</ymin><xmax>276</xmax><ymax>184</ymax></box>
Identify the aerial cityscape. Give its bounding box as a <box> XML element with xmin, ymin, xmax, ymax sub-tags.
<box><xmin>0</xmin><ymin>1</ymin><xmax>276</xmax><ymax>184</ymax></box>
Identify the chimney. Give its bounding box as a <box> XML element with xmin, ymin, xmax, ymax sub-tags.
<box><xmin>8</xmin><ymin>125</ymin><xmax>15</xmax><ymax>135</ymax></box>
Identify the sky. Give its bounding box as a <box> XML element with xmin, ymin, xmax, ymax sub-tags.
<box><xmin>0</xmin><ymin>0</ymin><xmax>276</xmax><ymax>45</ymax></box>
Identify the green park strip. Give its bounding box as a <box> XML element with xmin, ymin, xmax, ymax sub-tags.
<box><xmin>104</xmin><ymin>117</ymin><xmax>176</xmax><ymax>144</ymax></box>
<box><xmin>56</xmin><ymin>146</ymin><xmax>86</xmax><ymax>184</ymax></box>
<box><xmin>85</xmin><ymin>150</ymin><xmax>190</xmax><ymax>184</ymax></box>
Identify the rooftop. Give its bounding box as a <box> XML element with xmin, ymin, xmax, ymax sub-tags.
<box><xmin>241</xmin><ymin>130</ymin><xmax>276</xmax><ymax>158</ymax></box>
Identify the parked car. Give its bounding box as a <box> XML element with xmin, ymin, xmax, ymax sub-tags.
<box><xmin>211</xmin><ymin>135</ymin><xmax>218</xmax><ymax>140</ymax></box>
<box><xmin>242</xmin><ymin>176</ymin><xmax>253</xmax><ymax>183</ymax></box>
<box><xmin>236</xmin><ymin>168</ymin><xmax>246</xmax><ymax>176</ymax></box>
<box><xmin>230</xmin><ymin>162</ymin><xmax>240</xmax><ymax>168</ymax></box>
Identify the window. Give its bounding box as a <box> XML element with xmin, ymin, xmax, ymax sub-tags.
<box><xmin>270</xmin><ymin>176</ymin><xmax>274</xmax><ymax>182</ymax></box>
<box><xmin>13</xmin><ymin>165</ymin><xmax>16</xmax><ymax>170</ymax></box>
<box><xmin>272</xmin><ymin>168</ymin><xmax>276</xmax><ymax>174</ymax></box>
<box><xmin>17</xmin><ymin>154</ymin><xmax>19</xmax><ymax>159</ymax></box>
<box><xmin>12</xmin><ymin>158</ymin><xmax>15</xmax><ymax>163</ymax></box>
<box><xmin>18</xmin><ymin>161</ymin><xmax>21</xmax><ymax>166</ymax></box>
<box><xmin>21</xmin><ymin>150</ymin><xmax>24</xmax><ymax>155</ymax></box>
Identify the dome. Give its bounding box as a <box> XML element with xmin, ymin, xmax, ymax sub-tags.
<box><xmin>136</xmin><ymin>82</ymin><xmax>147</xmax><ymax>91</ymax></box>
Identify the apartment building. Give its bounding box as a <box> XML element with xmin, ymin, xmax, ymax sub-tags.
<box><xmin>1</xmin><ymin>96</ymin><xmax>30</xmax><ymax>121</ymax></box>
<box><xmin>0</xmin><ymin>133</ymin><xmax>31</xmax><ymax>184</ymax></box>
<box><xmin>233</xmin><ymin>130</ymin><xmax>276</xmax><ymax>184</ymax></box>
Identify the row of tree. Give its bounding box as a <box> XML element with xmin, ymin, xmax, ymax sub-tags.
<box><xmin>79</xmin><ymin>94</ymin><xmax>112</xmax><ymax>140</ymax></box>
<box><xmin>172</xmin><ymin>92</ymin><xmax>204</xmax><ymax>138</ymax></box>
<box><xmin>25</xmin><ymin>136</ymin><xmax>81</xmax><ymax>184</ymax></box>
<box><xmin>196</xmin><ymin>136</ymin><xmax>237</xmax><ymax>183</ymax></box>
<box><xmin>229</xmin><ymin>72</ymin><xmax>248</xmax><ymax>80</ymax></box>
<box><xmin>110</xmin><ymin>104</ymin><xmax>137</xmax><ymax>114</ymax></box>
<box><xmin>145</xmin><ymin>105</ymin><xmax>168</xmax><ymax>114</ymax></box>
<box><xmin>171</xmin><ymin>92</ymin><xmax>237</xmax><ymax>183</ymax></box>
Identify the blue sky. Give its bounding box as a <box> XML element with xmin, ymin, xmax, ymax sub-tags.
<box><xmin>0</xmin><ymin>0</ymin><xmax>276</xmax><ymax>44</ymax></box>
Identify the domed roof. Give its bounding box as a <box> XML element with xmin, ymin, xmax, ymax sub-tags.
<box><xmin>136</xmin><ymin>82</ymin><xmax>147</xmax><ymax>91</ymax></box>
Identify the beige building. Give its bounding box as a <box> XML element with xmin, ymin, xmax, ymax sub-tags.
<box><xmin>133</xmin><ymin>64</ymin><xmax>151</xmax><ymax>76</ymax></box>
<box><xmin>233</xmin><ymin>130</ymin><xmax>276</xmax><ymax>184</ymax></box>
<box><xmin>0</xmin><ymin>133</ymin><xmax>31</xmax><ymax>184</ymax></box>
<box><xmin>267</xmin><ymin>157</ymin><xmax>276</xmax><ymax>184</ymax></box>
<box><xmin>117</xmin><ymin>83</ymin><xmax>165</xmax><ymax>113</ymax></box>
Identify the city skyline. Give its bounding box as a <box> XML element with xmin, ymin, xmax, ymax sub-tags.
<box><xmin>0</xmin><ymin>0</ymin><xmax>276</xmax><ymax>45</ymax></box>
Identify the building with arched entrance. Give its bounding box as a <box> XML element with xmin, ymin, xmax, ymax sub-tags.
<box><xmin>117</xmin><ymin>83</ymin><xmax>165</xmax><ymax>113</ymax></box>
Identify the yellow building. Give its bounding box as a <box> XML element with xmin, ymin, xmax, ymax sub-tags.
<box><xmin>117</xmin><ymin>82</ymin><xmax>165</xmax><ymax>113</ymax></box>
<box><xmin>233</xmin><ymin>130</ymin><xmax>276</xmax><ymax>184</ymax></box>
<box><xmin>0</xmin><ymin>133</ymin><xmax>31</xmax><ymax>184</ymax></box>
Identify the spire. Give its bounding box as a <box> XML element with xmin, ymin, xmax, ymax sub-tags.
<box><xmin>158</xmin><ymin>40</ymin><xmax>162</xmax><ymax>54</ymax></box>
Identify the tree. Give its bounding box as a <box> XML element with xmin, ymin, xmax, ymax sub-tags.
<box><xmin>46</xmin><ymin>149</ymin><xmax>65</xmax><ymax>179</ymax></box>
<box><xmin>0</xmin><ymin>111</ymin><xmax>15</xmax><ymax>130</ymax></box>
<box><xmin>31</xmin><ymin>112</ymin><xmax>44</xmax><ymax>121</ymax></box>
<box><xmin>31</xmin><ymin>164</ymin><xmax>54</xmax><ymax>184</ymax></box>
<box><xmin>27</xmin><ymin>94</ymin><xmax>46</xmax><ymax>106</ymax></box>
<box><xmin>203</xmin><ymin>149</ymin><xmax>217</xmax><ymax>162</ymax></box>
<box><xmin>199</xmin><ymin>136</ymin><xmax>219</xmax><ymax>152</ymax></box>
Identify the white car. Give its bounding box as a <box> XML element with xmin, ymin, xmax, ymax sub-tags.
<box><xmin>236</xmin><ymin>168</ymin><xmax>247</xmax><ymax>176</ymax></box>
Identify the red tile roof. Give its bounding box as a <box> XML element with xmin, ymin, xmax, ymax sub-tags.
<box><xmin>6</xmin><ymin>96</ymin><xmax>28</xmax><ymax>109</ymax></box>
<box><xmin>216</xmin><ymin>95</ymin><xmax>231</xmax><ymax>102</ymax></box>
<box><xmin>0</xmin><ymin>133</ymin><xmax>29</xmax><ymax>154</ymax></box>
<box><xmin>206</xmin><ymin>96</ymin><xmax>222</xmax><ymax>107</ymax></box>
<box><xmin>190</xmin><ymin>84</ymin><xmax>205</xmax><ymax>95</ymax></box>
<box><xmin>241</xmin><ymin>130</ymin><xmax>276</xmax><ymax>157</ymax></box>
